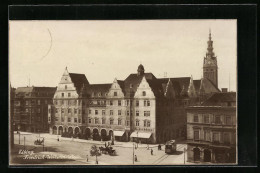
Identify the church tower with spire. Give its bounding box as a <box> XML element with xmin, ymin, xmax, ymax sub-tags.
<box><xmin>203</xmin><ymin>30</ymin><xmax>218</xmax><ymax>88</ymax></box>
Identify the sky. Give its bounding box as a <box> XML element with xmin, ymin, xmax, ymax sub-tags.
<box><xmin>9</xmin><ymin>20</ymin><xmax>237</xmax><ymax>91</ymax></box>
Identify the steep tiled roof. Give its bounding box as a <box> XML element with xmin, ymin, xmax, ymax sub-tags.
<box><xmin>88</xmin><ymin>84</ymin><xmax>112</xmax><ymax>97</ymax></box>
<box><xmin>69</xmin><ymin>73</ymin><xmax>89</xmax><ymax>93</ymax></box>
<box><xmin>123</xmin><ymin>73</ymin><xmax>157</xmax><ymax>97</ymax></box>
<box><xmin>202</xmin><ymin>92</ymin><xmax>236</xmax><ymax>106</ymax></box>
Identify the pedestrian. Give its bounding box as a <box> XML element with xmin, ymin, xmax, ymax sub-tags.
<box><xmin>86</xmin><ymin>155</ymin><xmax>88</xmax><ymax>162</ymax></box>
<box><xmin>151</xmin><ymin>149</ymin><xmax>153</xmax><ymax>155</ymax></box>
<box><xmin>147</xmin><ymin>144</ymin><xmax>149</xmax><ymax>150</ymax></box>
<box><xmin>105</xmin><ymin>142</ymin><xmax>107</xmax><ymax>147</ymax></box>
<box><xmin>57</xmin><ymin>137</ymin><xmax>59</xmax><ymax>142</ymax></box>
<box><xmin>96</xmin><ymin>160</ymin><xmax>98</xmax><ymax>164</ymax></box>
<box><xmin>135</xmin><ymin>155</ymin><xmax>137</xmax><ymax>162</ymax></box>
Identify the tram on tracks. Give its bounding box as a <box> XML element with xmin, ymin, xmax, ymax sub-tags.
<box><xmin>165</xmin><ymin>140</ymin><xmax>177</xmax><ymax>154</ymax></box>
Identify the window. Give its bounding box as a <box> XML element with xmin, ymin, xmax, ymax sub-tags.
<box><xmin>78</xmin><ymin>119</ymin><xmax>81</xmax><ymax>123</ymax></box>
<box><xmin>110</xmin><ymin>100</ymin><xmax>113</xmax><ymax>106</ymax></box>
<box><xmin>61</xmin><ymin>109</ymin><xmax>64</xmax><ymax>113</ymax></box>
<box><xmin>215</xmin><ymin>115</ymin><xmax>221</xmax><ymax>124</ymax></box>
<box><xmin>204</xmin><ymin>114</ymin><xmax>209</xmax><ymax>123</ymax></box>
<box><xmin>110</xmin><ymin>119</ymin><xmax>113</xmax><ymax>125</ymax></box>
<box><xmin>193</xmin><ymin>115</ymin><xmax>199</xmax><ymax>122</ymax></box>
<box><xmin>74</xmin><ymin>109</ymin><xmax>77</xmax><ymax>114</ymax></box>
<box><xmin>55</xmin><ymin>117</ymin><xmax>59</xmax><ymax>121</ymax></box>
<box><xmin>110</xmin><ymin>110</ymin><xmax>113</xmax><ymax>115</ymax></box>
<box><xmin>61</xmin><ymin>100</ymin><xmax>64</xmax><ymax>105</ymax></box>
<box><xmin>102</xmin><ymin>110</ymin><xmax>105</xmax><ymax>115</ymax></box>
<box><xmin>194</xmin><ymin>130</ymin><xmax>200</xmax><ymax>140</ymax></box>
<box><xmin>147</xmin><ymin>100</ymin><xmax>150</xmax><ymax>106</ymax></box>
<box><xmin>95</xmin><ymin>118</ymin><xmax>98</xmax><ymax>124</ymax></box>
<box><xmin>136</xmin><ymin>111</ymin><xmax>139</xmax><ymax>116</ymax></box>
<box><xmin>127</xmin><ymin>110</ymin><xmax>130</xmax><ymax>116</ymax></box>
<box><xmin>144</xmin><ymin>111</ymin><xmax>150</xmax><ymax>117</ymax></box>
<box><xmin>102</xmin><ymin>119</ymin><xmax>105</xmax><ymax>124</ymax></box>
<box><xmin>25</xmin><ymin>108</ymin><xmax>28</xmax><ymax>113</ymax></box>
<box><xmin>144</xmin><ymin>100</ymin><xmax>147</xmax><ymax>106</ymax></box>
<box><xmin>126</xmin><ymin>120</ymin><xmax>130</xmax><ymax>126</ymax></box>
<box><xmin>118</xmin><ymin>119</ymin><xmax>121</xmax><ymax>125</ymax></box>
<box><xmin>142</xmin><ymin>91</ymin><xmax>146</xmax><ymax>96</ymax></box>
<box><xmin>130</xmin><ymin>110</ymin><xmax>133</xmax><ymax>116</ymax></box>
<box><xmin>48</xmin><ymin>117</ymin><xmax>51</xmax><ymax>121</ymax></box>
<box><xmin>38</xmin><ymin>108</ymin><xmax>41</xmax><ymax>113</ymax></box>
<box><xmin>68</xmin><ymin>117</ymin><xmax>71</xmax><ymax>122</ymax></box>
<box><xmin>144</xmin><ymin>120</ymin><xmax>150</xmax><ymax>127</ymax></box>
<box><xmin>226</xmin><ymin>116</ymin><xmax>232</xmax><ymax>125</ymax></box>
<box><xmin>204</xmin><ymin>131</ymin><xmax>210</xmax><ymax>141</ymax></box>
<box><xmin>213</xmin><ymin>133</ymin><xmax>219</xmax><ymax>142</ymax></box>
<box><xmin>118</xmin><ymin>100</ymin><xmax>121</xmax><ymax>106</ymax></box>
<box><xmin>136</xmin><ymin>100</ymin><xmax>139</xmax><ymax>107</ymax></box>
<box><xmin>223</xmin><ymin>133</ymin><xmax>230</xmax><ymax>144</ymax></box>
<box><xmin>97</xmin><ymin>100</ymin><xmax>100</xmax><ymax>105</ymax></box>
<box><xmin>114</xmin><ymin>92</ymin><xmax>117</xmax><ymax>96</ymax></box>
<box><xmin>88</xmin><ymin>118</ymin><xmax>91</xmax><ymax>123</ymax></box>
<box><xmin>88</xmin><ymin>110</ymin><xmax>91</xmax><ymax>114</ymax></box>
<box><xmin>147</xmin><ymin>121</ymin><xmax>150</xmax><ymax>127</ymax></box>
<box><xmin>68</xmin><ymin>93</ymin><xmax>71</xmax><ymax>97</ymax></box>
<box><xmin>61</xmin><ymin>117</ymin><xmax>64</xmax><ymax>122</ymax></box>
<box><xmin>126</xmin><ymin>100</ymin><xmax>129</xmax><ymax>106</ymax></box>
<box><xmin>68</xmin><ymin>108</ymin><xmax>71</xmax><ymax>113</ymax></box>
<box><xmin>56</xmin><ymin>108</ymin><xmax>58</xmax><ymax>113</ymax></box>
<box><xmin>61</xmin><ymin>93</ymin><xmax>64</xmax><ymax>97</ymax></box>
<box><xmin>118</xmin><ymin>110</ymin><xmax>121</xmax><ymax>115</ymax></box>
<box><xmin>95</xmin><ymin>110</ymin><xmax>98</xmax><ymax>115</ymax></box>
<box><xmin>136</xmin><ymin>120</ymin><xmax>139</xmax><ymax>126</ymax></box>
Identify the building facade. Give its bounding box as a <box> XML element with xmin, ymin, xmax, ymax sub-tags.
<box><xmin>48</xmin><ymin>31</ymin><xmax>221</xmax><ymax>143</ymax></box>
<box><xmin>13</xmin><ymin>87</ymin><xmax>56</xmax><ymax>132</ymax></box>
<box><xmin>186</xmin><ymin>91</ymin><xmax>236</xmax><ymax>163</ymax></box>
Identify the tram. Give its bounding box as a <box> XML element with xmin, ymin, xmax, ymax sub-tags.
<box><xmin>165</xmin><ymin>140</ymin><xmax>177</xmax><ymax>154</ymax></box>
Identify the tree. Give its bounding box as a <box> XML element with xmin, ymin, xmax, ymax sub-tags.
<box><xmin>90</xmin><ymin>145</ymin><xmax>100</xmax><ymax>164</ymax></box>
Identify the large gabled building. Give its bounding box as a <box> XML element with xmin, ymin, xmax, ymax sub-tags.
<box><xmin>48</xmin><ymin>31</ymin><xmax>220</xmax><ymax>143</ymax></box>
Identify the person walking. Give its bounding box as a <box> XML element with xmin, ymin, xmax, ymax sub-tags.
<box><xmin>151</xmin><ymin>149</ymin><xmax>153</xmax><ymax>155</ymax></box>
<box><xmin>135</xmin><ymin>155</ymin><xmax>137</xmax><ymax>162</ymax></box>
<box><xmin>105</xmin><ymin>142</ymin><xmax>107</xmax><ymax>147</ymax></box>
<box><xmin>147</xmin><ymin>144</ymin><xmax>149</xmax><ymax>150</ymax></box>
<box><xmin>86</xmin><ymin>155</ymin><xmax>89</xmax><ymax>162</ymax></box>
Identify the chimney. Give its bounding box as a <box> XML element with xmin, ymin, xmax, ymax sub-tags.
<box><xmin>222</xmin><ymin>88</ymin><xmax>228</xmax><ymax>93</ymax></box>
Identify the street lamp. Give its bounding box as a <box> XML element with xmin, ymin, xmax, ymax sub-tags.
<box><xmin>136</xmin><ymin>131</ymin><xmax>139</xmax><ymax>148</ymax></box>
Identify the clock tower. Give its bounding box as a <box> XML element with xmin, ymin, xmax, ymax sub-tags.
<box><xmin>203</xmin><ymin>30</ymin><xmax>218</xmax><ymax>88</ymax></box>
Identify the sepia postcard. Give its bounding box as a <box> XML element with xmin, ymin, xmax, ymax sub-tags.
<box><xmin>9</xmin><ymin>20</ymin><xmax>237</xmax><ymax>166</ymax></box>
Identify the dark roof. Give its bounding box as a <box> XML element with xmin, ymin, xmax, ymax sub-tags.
<box><xmin>193</xmin><ymin>80</ymin><xmax>201</xmax><ymax>92</ymax></box>
<box><xmin>123</xmin><ymin>73</ymin><xmax>157</xmax><ymax>97</ymax></box>
<box><xmin>69</xmin><ymin>73</ymin><xmax>89</xmax><ymax>93</ymax></box>
<box><xmin>15</xmin><ymin>87</ymin><xmax>56</xmax><ymax>98</ymax></box>
<box><xmin>88</xmin><ymin>84</ymin><xmax>112</xmax><ymax>97</ymax></box>
<box><xmin>202</xmin><ymin>92</ymin><xmax>236</xmax><ymax>106</ymax></box>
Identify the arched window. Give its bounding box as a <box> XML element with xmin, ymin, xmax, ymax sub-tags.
<box><xmin>142</xmin><ymin>91</ymin><xmax>146</xmax><ymax>96</ymax></box>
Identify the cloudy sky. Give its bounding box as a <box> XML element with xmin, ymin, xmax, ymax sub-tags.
<box><xmin>9</xmin><ymin>20</ymin><xmax>237</xmax><ymax>91</ymax></box>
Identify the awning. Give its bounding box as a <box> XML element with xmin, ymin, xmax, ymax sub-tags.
<box><xmin>130</xmin><ymin>132</ymin><xmax>152</xmax><ymax>139</ymax></box>
<box><xmin>113</xmin><ymin>131</ymin><xmax>125</xmax><ymax>137</ymax></box>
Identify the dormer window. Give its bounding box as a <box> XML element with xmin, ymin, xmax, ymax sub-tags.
<box><xmin>114</xmin><ymin>92</ymin><xmax>117</xmax><ymax>96</ymax></box>
<box><xmin>142</xmin><ymin>91</ymin><xmax>146</xmax><ymax>96</ymax></box>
